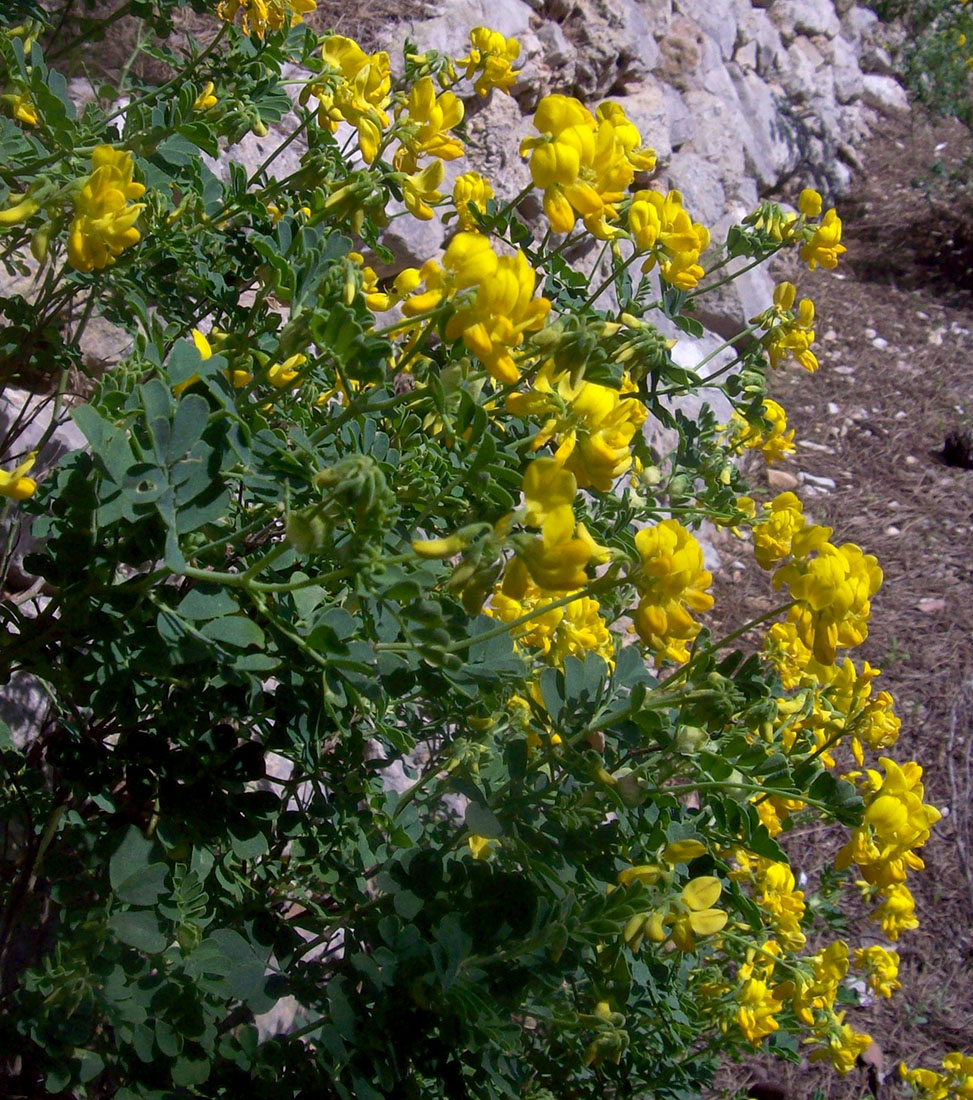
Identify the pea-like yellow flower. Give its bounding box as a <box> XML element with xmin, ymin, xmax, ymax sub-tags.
<box><xmin>758</xmin><ymin>281</ymin><xmax>819</xmax><ymax>372</ymax></box>
<box><xmin>0</xmin><ymin>90</ymin><xmax>38</xmax><ymax>126</ymax></box>
<box><xmin>488</xmin><ymin>579</ymin><xmax>614</xmax><ymax>666</ymax></box>
<box><xmin>808</xmin><ymin>1016</ymin><xmax>873</xmax><ymax>1075</ymax></box>
<box><xmin>628</xmin><ymin>188</ymin><xmax>710</xmax><ymax>289</ymax></box>
<box><xmin>774</xmin><ymin>540</ymin><xmax>882</xmax><ymax>664</ymax></box>
<box><xmin>451</xmin><ymin>171</ymin><xmax>494</xmax><ymax>230</ymax></box>
<box><xmin>506</xmin><ymin>364</ymin><xmax>648</xmax><ymax>491</ymax></box>
<box><xmin>67</xmin><ymin>145</ymin><xmax>146</xmax><ymax>272</ymax></box>
<box><xmin>309</xmin><ymin>36</ymin><xmax>391</xmax><ymax>163</ymax></box>
<box><xmin>751</xmin><ymin>491</ymin><xmax>831</xmax><ymax>571</ymax></box>
<box><xmin>401</xmin><ymin>233</ymin><xmax>550</xmax><ymax>384</ymax></box>
<box><xmin>520</xmin><ymin>94</ymin><xmax>655</xmax><ymax>238</ymax></box>
<box><xmin>393</xmin><ymin>76</ymin><xmax>464</xmax><ymax>174</ymax></box>
<box><xmin>267</xmin><ymin>353</ymin><xmax>307</xmax><ymax>389</ymax></box>
<box><xmin>798</xmin><ymin>187</ymin><xmax>823</xmax><ymax>217</ymax></box>
<box><xmin>193</xmin><ymin>82</ymin><xmax>218</xmax><ymax>111</ymax></box>
<box><xmin>854</xmin><ymin>945</ymin><xmax>900</xmax><ymax>999</ymax></box>
<box><xmin>400</xmin><ymin>159</ymin><xmax>445</xmax><ymax>221</ymax></box>
<box><xmin>457</xmin><ymin>27</ymin><xmax>521</xmax><ymax>97</ymax></box>
<box><xmin>868</xmin><ymin>882</ymin><xmax>919</xmax><ymax>940</ymax></box>
<box><xmin>801</xmin><ymin>207</ymin><xmax>847</xmax><ymax>270</ymax></box>
<box><xmin>217</xmin><ymin>0</ymin><xmax>315</xmax><ymax>37</ymax></box>
<box><xmin>752</xmin><ymin>859</ymin><xmax>806</xmax><ymax>950</ymax></box>
<box><xmin>633</xmin><ymin>520</ymin><xmax>713</xmax><ymax>664</ymax></box>
<box><xmin>669</xmin><ymin>876</ymin><xmax>727</xmax><ymax>951</ymax></box>
<box><xmin>0</xmin><ymin>452</ymin><xmax>37</xmax><ymax>500</ymax></box>
<box><xmin>729</xmin><ymin>398</ymin><xmax>796</xmax><ymax>465</ymax></box>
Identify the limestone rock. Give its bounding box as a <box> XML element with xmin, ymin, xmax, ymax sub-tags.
<box><xmin>674</xmin><ymin>0</ymin><xmax>738</xmax><ymax>60</ymax></box>
<box><xmin>382</xmin><ymin>0</ymin><xmax>535</xmax><ymax>57</ymax></box>
<box><xmin>665</xmin><ymin>150</ymin><xmax>727</xmax><ymax>228</ymax></box>
<box><xmin>832</xmin><ymin>31</ymin><xmax>864</xmax><ymax>102</ymax></box>
<box><xmin>862</xmin><ymin>73</ymin><xmax>909</xmax><ymax>114</ymax></box>
<box><xmin>768</xmin><ymin>0</ymin><xmax>841</xmax><ymax>43</ymax></box>
<box><xmin>609</xmin><ymin>80</ymin><xmax>674</xmax><ymax>163</ymax></box>
<box><xmin>729</xmin><ymin>66</ymin><xmax>803</xmax><ymax>188</ymax></box>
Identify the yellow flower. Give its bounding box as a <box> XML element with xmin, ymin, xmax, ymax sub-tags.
<box><xmin>488</xmin><ymin>580</ymin><xmax>614</xmax><ymax>666</ymax></box>
<box><xmin>451</xmin><ymin>171</ymin><xmax>494</xmax><ymax>230</ymax></box>
<box><xmin>506</xmin><ymin>364</ymin><xmax>648</xmax><ymax>491</ymax></box>
<box><xmin>774</xmin><ymin>541</ymin><xmax>883</xmax><ymax>664</ymax></box>
<box><xmin>868</xmin><ymin>882</ymin><xmax>919</xmax><ymax>940</ymax></box>
<box><xmin>628</xmin><ymin>188</ymin><xmax>710</xmax><ymax>288</ymax></box>
<box><xmin>193</xmin><ymin>81</ymin><xmax>218</xmax><ymax>111</ymax></box>
<box><xmin>853</xmin><ymin>945</ymin><xmax>900</xmax><ymax>998</ymax></box>
<box><xmin>670</xmin><ymin>876</ymin><xmax>727</xmax><ymax>951</ymax></box>
<box><xmin>217</xmin><ymin>0</ymin><xmax>315</xmax><ymax>37</ymax></box>
<box><xmin>520</xmin><ymin>95</ymin><xmax>654</xmax><ymax>238</ymax></box>
<box><xmin>735</xmin><ymin>975</ymin><xmax>786</xmax><ymax>1043</ymax></box>
<box><xmin>457</xmin><ymin>27</ymin><xmax>521</xmax><ymax>97</ymax></box>
<box><xmin>467</xmin><ymin>834</ymin><xmax>494</xmax><ymax>859</ymax></box>
<box><xmin>729</xmin><ymin>398</ymin><xmax>796</xmax><ymax>464</ymax></box>
<box><xmin>267</xmin><ymin>353</ymin><xmax>307</xmax><ymax>389</ymax></box>
<box><xmin>0</xmin><ymin>452</ymin><xmax>37</xmax><ymax>500</ymax></box>
<box><xmin>402</xmin><ymin>233</ymin><xmax>550</xmax><ymax>384</ymax></box>
<box><xmin>633</xmin><ymin>520</ymin><xmax>713</xmax><ymax>664</ymax></box>
<box><xmin>752</xmin><ymin>860</ymin><xmax>806</xmax><ymax>950</ymax></box>
<box><xmin>801</xmin><ymin>207</ymin><xmax>847</xmax><ymax>270</ymax></box>
<box><xmin>394</xmin><ymin>76</ymin><xmax>464</xmax><ymax>174</ymax></box>
<box><xmin>401</xmin><ymin>159</ymin><xmax>445</xmax><ymax>221</ymax></box>
<box><xmin>808</xmin><ymin>1017</ymin><xmax>872</xmax><ymax>1075</ymax></box>
<box><xmin>0</xmin><ymin>90</ymin><xmax>38</xmax><ymax>126</ymax></box>
<box><xmin>67</xmin><ymin>146</ymin><xmax>146</xmax><ymax>272</ymax></box>
<box><xmin>798</xmin><ymin>188</ymin><xmax>823</xmax><ymax>217</ymax></box>
<box><xmin>751</xmin><ymin>491</ymin><xmax>830</xmax><ymax>571</ymax></box>
<box><xmin>311</xmin><ymin>36</ymin><xmax>391</xmax><ymax>163</ymax></box>
<box><xmin>900</xmin><ymin>1065</ymin><xmax>951</xmax><ymax>1100</ymax></box>
<box><xmin>759</xmin><ymin>281</ymin><xmax>819</xmax><ymax>372</ymax></box>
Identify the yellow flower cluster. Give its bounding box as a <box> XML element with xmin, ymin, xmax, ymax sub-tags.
<box><xmin>457</xmin><ymin>27</ymin><xmax>522</xmax><ymax>97</ymax></box>
<box><xmin>757</xmin><ymin>281</ymin><xmax>819</xmax><ymax>373</ymax></box>
<box><xmin>621</xmin><ymin>858</ymin><xmax>727</xmax><ymax>954</ymax></box>
<box><xmin>728</xmin><ymin>398</ymin><xmax>796</xmax><ymax>465</ymax></box>
<box><xmin>309</xmin><ymin>36</ymin><xmax>392</xmax><ymax>163</ymax></box>
<box><xmin>853</xmin><ymin>944</ymin><xmax>900</xmax><ymax>999</ymax></box>
<box><xmin>632</xmin><ymin>520</ymin><xmax>713</xmax><ymax>664</ymax></box>
<box><xmin>217</xmin><ymin>0</ymin><xmax>315</xmax><ymax>37</ymax></box>
<box><xmin>503</xmin><ymin>458</ymin><xmax>607</xmax><ymax>595</ymax></box>
<box><xmin>401</xmin><ymin>232</ymin><xmax>550</xmax><ymax>384</ymax></box>
<box><xmin>901</xmin><ymin>1052</ymin><xmax>973</xmax><ymax>1100</ymax></box>
<box><xmin>628</xmin><ymin>188</ymin><xmax>711</xmax><ymax>289</ymax></box>
<box><xmin>452</xmin><ymin>172</ymin><xmax>494</xmax><ymax>230</ymax></box>
<box><xmin>66</xmin><ymin>146</ymin><xmax>146</xmax><ymax>273</ymax></box>
<box><xmin>488</xmin><ymin>579</ymin><xmax>613</xmax><ymax>667</ymax></box>
<box><xmin>393</xmin><ymin>76</ymin><xmax>464</xmax><ymax>174</ymax></box>
<box><xmin>520</xmin><ymin>95</ymin><xmax>656</xmax><ymax>238</ymax></box>
<box><xmin>745</xmin><ymin>857</ymin><xmax>807</xmax><ymax>951</ymax></box>
<box><xmin>506</xmin><ymin>364</ymin><xmax>648</xmax><ymax>491</ymax></box>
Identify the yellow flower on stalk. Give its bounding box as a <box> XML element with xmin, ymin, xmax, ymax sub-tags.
<box><xmin>0</xmin><ymin>452</ymin><xmax>37</xmax><ymax>501</ymax></box>
<box><xmin>488</xmin><ymin>579</ymin><xmax>614</xmax><ymax>666</ymax></box>
<box><xmin>798</xmin><ymin>188</ymin><xmax>823</xmax><ymax>217</ymax></box>
<box><xmin>733</xmin><ymin>942</ymin><xmax>787</xmax><ymax>1043</ymax></box>
<box><xmin>193</xmin><ymin>82</ymin><xmax>218</xmax><ymax>111</ymax></box>
<box><xmin>173</xmin><ymin>329</ymin><xmax>252</xmax><ymax>395</ymax></box>
<box><xmin>853</xmin><ymin>945</ymin><xmax>900</xmax><ymax>999</ymax></box>
<box><xmin>451</xmin><ymin>171</ymin><xmax>494</xmax><ymax>230</ymax></box>
<box><xmin>393</xmin><ymin>76</ymin><xmax>464</xmax><ymax>174</ymax></box>
<box><xmin>506</xmin><ymin>363</ymin><xmax>648</xmax><ymax>491</ymax></box>
<box><xmin>759</xmin><ymin>281</ymin><xmax>819</xmax><ymax>373</ymax></box>
<box><xmin>309</xmin><ymin>35</ymin><xmax>392</xmax><ymax>163</ymax></box>
<box><xmin>467</xmin><ymin>834</ymin><xmax>494</xmax><ymax>860</ymax></box>
<box><xmin>632</xmin><ymin>520</ymin><xmax>713</xmax><ymax>665</ymax></box>
<box><xmin>751</xmin><ymin>491</ymin><xmax>830</xmax><ymax>571</ymax></box>
<box><xmin>457</xmin><ymin>26</ymin><xmax>521</xmax><ymax>97</ymax></box>
<box><xmin>789</xmin><ymin>940</ymin><xmax>847</xmax><ymax>1025</ymax></box>
<box><xmin>836</xmin><ymin>757</ymin><xmax>941</xmax><ymax>887</ymax></box>
<box><xmin>628</xmin><ymin>188</ymin><xmax>710</xmax><ymax>289</ymax></box>
<box><xmin>217</xmin><ymin>0</ymin><xmax>315</xmax><ymax>37</ymax></box>
<box><xmin>520</xmin><ymin>94</ymin><xmax>654</xmax><ymax>238</ymax></box>
<box><xmin>401</xmin><ymin>159</ymin><xmax>445</xmax><ymax>221</ymax></box>
<box><xmin>801</xmin><ymin>207</ymin><xmax>847</xmax><ymax>270</ymax></box>
<box><xmin>729</xmin><ymin>398</ymin><xmax>796</xmax><ymax>465</ymax></box>
<box><xmin>0</xmin><ymin>90</ymin><xmax>38</xmax><ymax>126</ymax></box>
<box><xmin>401</xmin><ymin>232</ymin><xmax>550</xmax><ymax>384</ymax></box>
<box><xmin>669</xmin><ymin>876</ymin><xmax>728</xmax><ymax>951</ymax></box>
<box><xmin>774</xmin><ymin>540</ymin><xmax>883</xmax><ymax>664</ymax></box>
<box><xmin>900</xmin><ymin>1065</ymin><xmax>951</xmax><ymax>1100</ymax></box>
<box><xmin>867</xmin><ymin>881</ymin><xmax>919</xmax><ymax>940</ymax></box>
<box><xmin>808</xmin><ymin>1016</ymin><xmax>872</xmax><ymax>1075</ymax></box>
<box><xmin>67</xmin><ymin>146</ymin><xmax>146</xmax><ymax>272</ymax></box>
<box><xmin>751</xmin><ymin>859</ymin><xmax>806</xmax><ymax>950</ymax></box>
<box><xmin>267</xmin><ymin>353</ymin><xmax>307</xmax><ymax>389</ymax></box>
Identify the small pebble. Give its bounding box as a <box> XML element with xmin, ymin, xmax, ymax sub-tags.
<box><xmin>894</xmin><ymin>410</ymin><xmax>906</xmax><ymax>419</ymax></box>
<box><xmin>905</xmin><ymin>455</ymin><xmax>918</xmax><ymax>465</ymax></box>
<box><xmin>917</xmin><ymin>310</ymin><xmax>930</xmax><ymax>320</ymax></box>
<box><xmin>928</xmin><ymin>329</ymin><xmax>944</xmax><ymax>346</ymax></box>
<box><xmin>827</xmin><ymin>402</ymin><xmax>840</xmax><ymax>415</ymax></box>
<box><xmin>871</xmin><ymin>337</ymin><xmax>889</xmax><ymax>350</ymax></box>
<box><xmin>884</xmin><ymin>525</ymin><xmax>901</xmax><ymax>535</ymax></box>
<box><xmin>801</xmin><ymin>473</ymin><xmax>836</xmax><ymax>489</ymax></box>
<box><xmin>834</xmin><ymin>365</ymin><xmax>855</xmax><ymax>375</ymax></box>
<box><xmin>917</xmin><ymin>598</ymin><xmax>947</xmax><ymax>613</ymax></box>
<box><xmin>824</xmin><ymin>328</ymin><xmax>838</xmax><ymax>341</ymax></box>
<box><xmin>864</xmin><ymin>327</ymin><xmax>877</xmax><ymax>339</ymax></box>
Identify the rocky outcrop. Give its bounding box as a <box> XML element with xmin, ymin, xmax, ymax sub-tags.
<box><xmin>378</xmin><ymin>0</ymin><xmax>897</xmax><ymax>334</ymax></box>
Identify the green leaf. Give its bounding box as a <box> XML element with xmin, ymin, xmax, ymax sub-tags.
<box><xmin>167</xmin><ymin>395</ymin><xmax>209</xmax><ymax>462</ymax></box>
<box><xmin>199</xmin><ymin>615</ymin><xmax>265</xmax><ymax>649</ymax></box>
<box><xmin>176</xmin><ymin>585</ymin><xmax>240</xmax><ymax>622</ymax></box>
<box><xmin>465</xmin><ymin>802</ymin><xmax>502</xmax><ymax>839</ymax></box>
<box><xmin>108</xmin><ymin>910</ymin><xmax>168</xmax><ymax>954</ymax></box>
<box><xmin>110</xmin><ymin>826</ymin><xmax>168</xmax><ymax>905</ymax></box>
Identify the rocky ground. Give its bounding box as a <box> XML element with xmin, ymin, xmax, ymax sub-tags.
<box><xmin>711</xmin><ymin>104</ymin><xmax>973</xmax><ymax>1099</ymax></box>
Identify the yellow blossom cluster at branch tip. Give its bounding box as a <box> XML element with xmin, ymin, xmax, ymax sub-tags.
<box><xmin>728</xmin><ymin>398</ymin><xmax>796</xmax><ymax>464</ymax></box>
<box><xmin>632</xmin><ymin>520</ymin><xmax>713</xmax><ymax>664</ymax></box>
<box><xmin>628</xmin><ymin>188</ymin><xmax>711</xmax><ymax>288</ymax></box>
<box><xmin>520</xmin><ymin>94</ymin><xmax>656</xmax><ymax>238</ymax></box>
<box><xmin>307</xmin><ymin>36</ymin><xmax>392</xmax><ymax>163</ymax></box>
<box><xmin>216</xmin><ymin>0</ymin><xmax>315</xmax><ymax>37</ymax></box>
<box><xmin>457</xmin><ymin>27</ymin><xmax>522</xmax><ymax>98</ymax></box>
<box><xmin>67</xmin><ymin>145</ymin><xmax>146</xmax><ymax>272</ymax></box>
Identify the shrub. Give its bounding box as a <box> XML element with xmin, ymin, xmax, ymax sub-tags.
<box><xmin>0</xmin><ymin>3</ymin><xmax>951</xmax><ymax>1097</ymax></box>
